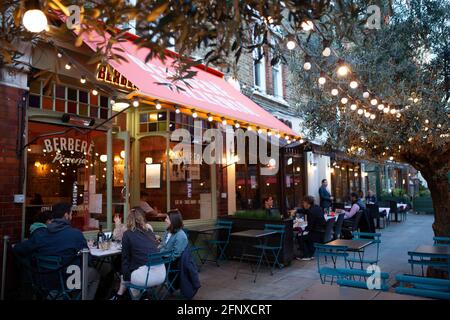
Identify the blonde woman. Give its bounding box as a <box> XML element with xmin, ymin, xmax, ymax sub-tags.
<box><xmin>111</xmin><ymin>207</ymin><xmax>165</xmax><ymax>300</ymax></box>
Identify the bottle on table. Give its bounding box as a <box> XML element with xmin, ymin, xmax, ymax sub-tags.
<box><xmin>96</xmin><ymin>225</ymin><xmax>105</xmax><ymax>249</ymax></box>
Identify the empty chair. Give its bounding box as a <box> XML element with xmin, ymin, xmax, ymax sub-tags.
<box><xmin>336</xmin><ymin>268</ymin><xmax>390</xmax><ymax>291</ymax></box>
<box><xmin>346</xmin><ymin>232</ymin><xmax>382</xmax><ymax>269</ymax></box>
<box><xmin>341</xmin><ymin>211</ymin><xmax>363</xmax><ymax>239</ymax></box>
<box><xmin>395</xmin><ymin>274</ymin><xmax>450</xmax><ymax>300</ymax></box>
<box><xmin>323</xmin><ymin>217</ymin><xmax>336</xmax><ymax>243</ymax></box>
<box><xmin>434</xmin><ymin>237</ymin><xmax>450</xmax><ymax>246</ymax></box>
<box><xmin>367</xmin><ymin>203</ymin><xmax>388</xmax><ymax>229</ymax></box>
<box><xmin>203</xmin><ymin>220</ymin><xmax>233</xmax><ymax>266</ymax></box>
<box><xmin>314</xmin><ymin>244</ymin><xmax>348</xmax><ymax>285</ymax></box>
<box><xmin>408</xmin><ymin>251</ymin><xmax>450</xmax><ymax>277</ymax></box>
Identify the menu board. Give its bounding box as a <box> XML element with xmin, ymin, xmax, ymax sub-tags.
<box><xmin>146</xmin><ymin>164</ymin><xmax>161</xmax><ymax>188</ymax></box>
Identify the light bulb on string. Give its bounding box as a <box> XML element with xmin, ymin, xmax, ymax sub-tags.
<box><xmin>318</xmin><ymin>72</ymin><xmax>326</xmax><ymax>85</ymax></box>
<box><xmin>370</xmin><ymin>114</ymin><xmax>376</xmax><ymax>120</ymax></box>
<box><xmin>22</xmin><ymin>2</ymin><xmax>48</xmax><ymax>33</ymax></box>
<box><xmin>331</xmin><ymin>89</ymin><xmax>339</xmax><ymax>96</ymax></box>
<box><xmin>175</xmin><ymin>105</ymin><xmax>180</xmax><ymax>114</ymax></box>
<box><xmin>234</xmin><ymin>121</ymin><xmax>240</xmax><ymax>128</ymax></box>
<box><xmin>370</xmin><ymin>98</ymin><xmax>378</xmax><ymax>106</ymax></box>
<box><xmin>396</xmin><ymin>113</ymin><xmax>401</xmax><ymax>118</ymax></box>
<box><xmin>301</xmin><ymin>20</ymin><xmax>314</xmax><ymax>31</ymax></box>
<box><xmin>350</xmin><ymin>104</ymin><xmax>357</xmax><ymax>111</ymax></box>
<box><xmin>357</xmin><ymin>109</ymin><xmax>364</xmax><ymax>115</ymax></box>
<box><xmin>336</xmin><ymin>60</ymin><xmax>350</xmax><ymax>77</ymax></box>
<box><xmin>377</xmin><ymin>104</ymin><xmax>384</xmax><ymax>111</ymax></box>
<box><xmin>57</xmin><ymin>50</ymin><xmax>63</xmax><ymax>58</ymax></box>
<box><xmin>364</xmin><ymin>112</ymin><xmax>371</xmax><ymax>118</ymax></box>
<box><xmin>192</xmin><ymin>110</ymin><xmax>198</xmax><ymax>118</ymax></box>
<box><xmin>221</xmin><ymin>118</ymin><xmax>227</xmax><ymax>125</ymax></box>
<box><xmin>132</xmin><ymin>97</ymin><xmax>139</xmax><ymax>107</ymax></box>
<box><xmin>390</xmin><ymin>108</ymin><xmax>396</xmax><ymax>115</ymax></box>
<box><xmin>92</xmin><ymin>88</ymin><xmax>98</xmax><ymax>96</ymax></box>
<box><xmin>349</xmin><ymin>81</ymin><xmax>358</xmax><ymax>89</ymax></box>
<box><xmin>303</xmin><ymin>61</ymin><xmax>311</xmax><ymax>71</ymax></box>
<box><xmin>257</xmin><ymin>127</ymin><xmax>263</xmax><ymax>134</ymax></box>
<box><xmin>363</xmin><ymin>92</ymin><xmax>370</xmax><ymax>99</ymax></box>
<box><xmin>341</xmin><ymin>97</ymin><xmax>348</xmax><ymax>104</ymax></box>
<box><xmin>207</xmin><ymin>114</ymin><xmax>213</xmax><ymax>122</ymax></box>
<box><xmin>286</xmin><ymin>36</ymin><xmax>296</xmax><ymax>50</ymax></box>
<box><xmin>155</xmin><ymin>100</ymin><xmax>162</xmax><ymax>109</ymax></box>
<box><xmin>383</xmin><ymin>107</ymin><xmax>390</xmax><ymax>113</ymax></box>
<box><xmin>65</xmin><ymin>62</ymin><xmax>72</xmax><ymax>70</ymax></box>
<box><xmin>80</xmin><ymin>75</ymin><xmax>86</xmax><ymax>84</ymax></box>
<box><xmin>322</xmin><ymin>47</ymin><xmax>331</xmax><ymax>57</ymax></box>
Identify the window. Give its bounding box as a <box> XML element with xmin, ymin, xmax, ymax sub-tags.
<box><xmin>253</xmin><ymin>46</ymin><xmax>266</xmax><ymax>92</ymax></box>
<box><xmin>272</xmin><ymin>62</ymin><xmax>283</xmax><ymax>98</ymax></box>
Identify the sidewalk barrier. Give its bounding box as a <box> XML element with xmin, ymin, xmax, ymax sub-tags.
<box><xmin>1</xmin><ymin>235</ymin><xmax>10</xmax><ymax>300</ymax></box>
<box><xmin>81</xmin><ymin>248</ymin><xmax>89</xmax><ymax>300</ymax></box>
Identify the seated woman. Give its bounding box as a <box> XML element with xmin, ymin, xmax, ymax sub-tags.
<box><xmin>113</xmin><ymin>212</ymin><xmax>154</xmax><ymax>242</ymax></box>
<box><xmin>111</xmin><ymin>207</ymin><xmax>165</xmax><ymax>300</ymax></box>
<box><xmin>159</xmin><ymin>209</ymin><xmax>188</xmax><ymax>259</ymax></box>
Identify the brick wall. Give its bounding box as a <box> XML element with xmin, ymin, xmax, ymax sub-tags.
<box><xmin>0</xmin><ymin>84</ymin><xmax>25</xmax><ymax>244</ymax></box>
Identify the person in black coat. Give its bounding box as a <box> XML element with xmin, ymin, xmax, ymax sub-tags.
<box><xmin>296</xmin><ymin>196</ymin><xmax>326</xmax><ymax>260</ymax></box>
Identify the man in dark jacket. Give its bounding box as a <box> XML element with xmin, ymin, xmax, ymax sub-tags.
<box><xmin>296</xmin><ymin>196</ymin><xmax>326</xmax><ymax>261</ymax></box>
<box><xmin>13</xmin><ymin>203</ymin><xmax>100</xmax><ymax>300</ymax></box>
<box><xmin>319</xmin><ymin>179</ymin><xmax>333</xmax><ymax>211</ymax></box>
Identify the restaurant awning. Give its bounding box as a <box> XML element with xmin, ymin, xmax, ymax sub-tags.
<box><xmin>79</xmin><ymin>31</ymin><xmax>299</xmax><ymax>138</ymax></box>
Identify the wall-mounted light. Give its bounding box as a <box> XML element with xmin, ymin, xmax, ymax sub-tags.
<box><xmin>145</xmin><ymin>157</ymin><xmax>153</xmax><ymax>164</ymax></box>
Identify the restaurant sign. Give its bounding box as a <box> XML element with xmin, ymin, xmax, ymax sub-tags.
<box><xmin>96</xmin><ymin>64</ymin><xmax>137</xmax><ymax>90</ymax></box>
<box><xmin>43</xmin><ymin>137</ymin><xmax>94</xmax><ymax>165</ymax></box>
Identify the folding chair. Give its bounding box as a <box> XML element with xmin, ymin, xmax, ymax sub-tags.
<box><xmin>31</xmin><ymin>254</ymin><xmax>81</xmax><ymax>300</ymax></box>
<box><xmin>252</xmin><ymin>224</ymin><xmax>286</xmax><ymax>282</ymax></box>
<box><xmin>314</xmin><ymin>244</ymin><xmax>348</xmax><ymax>285</ymax></box>
<box><xmin>433</xmin><ymin>237</ymin><xmax>450</xmax><ymax>247</ymax></box>
<box><xmin>125</xmin><ymin>250</ymin><xmax>174</xmax><ymax>300</ymax></box>
<box><xmin>347</xmin><ymin>232</ymin><xmax>381</xmax><ymax>270</ymax></box>
<box><xmin>203</xmin><ymin>220</ymin><xmax>233</xmax><ymax>266</ymax></box>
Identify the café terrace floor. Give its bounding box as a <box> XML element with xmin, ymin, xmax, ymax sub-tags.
<box><xmin>193</xmin><ymin>213</ymin><xmax>434</xmax><ymax>300</ymax></box>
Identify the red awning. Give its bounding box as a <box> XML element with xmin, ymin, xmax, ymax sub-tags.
<box><xmin>79</xmin><ymin>31</ymin><xmax>298</xmax><ymax>137</ymax></box>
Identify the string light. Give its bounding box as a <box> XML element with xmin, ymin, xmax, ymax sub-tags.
<box><xmin>349</xmin><ymin>81</ymin><xmax>358</xmax><ymax>89</ymax></box>
<box><xmin>257</xmin><ymin>127</ymin><xmax>263</xmax><ymax>134</ymax></box>
<box><xmin>364</xmin><ymin>112</ymin><xmax>371</xmax><ymax>118</ymax></box>
<box><xmin>247</xmin><ymin>126</ymin><xmax>252</xmax><ymax>131</ymax></box>
<box><xmin>341</xmin><ymin>97</ymin><xmax>348</xmax><ymax>104</ymax></box>
<box><xmin>322</xmin><ymin>47</ymin><xmax>331</xmax><ymax>57</ymax></box>
<box><xmin>390</xmin><ymin>108</ymin><xmax>396</xmax><ymax>115</ymax></box>
<box><xmin>331</xmin><ymin>89</ymin><xmax>339</xmax><ymax>96</ymax></box>
<box><xmin>234</xmin><ymin>121</ymin><xmax>240</xmax><ymax>128</ymax></box>
<box><xmin>383</xmin><ymin>107</ymin><xmax>389</xmax><ymax>113</ymax></box>
<box><xmin>65</xmin><ymin>62</ymin><xmax>72</xmax><ymax>70</ymax></box>
<box><xmin>350</xmin><ymin>104</ymin><xmax>357</xmax><ymax>111</ymax></box>
<box><xmin>363</xmin><ymin>92</ymin><xmax>370</xmax><ymax>99</ymax></box>
<box><xmin>377</xmin><ymin>104</ymin><xmax>384</xmax><ymax>111</ymax></box>
<box><xmin>207</xmin><ymin>114</ymin><xmax>213</xmax><ymax>122</ymax></box>
<box><xmin>370</xmin><ymin>114</ymin><xmax>376</xmax><ymax>120</ymax></box>
<box><xmin>57</xmin><ymin>50</ymin><xmax>63</xmax><ymax>58</ymax></box>
<box><xmin>337</xmin><ymin>60</ymin><xmax>350</xmax><ymax>77</ymax></box>
<box><xmin>92</xmin><ymin>88</ymin><xmax>98</xmax><ymax>96</ymax></box>
<box><xmin>132</xmin><ymin>97</ymin><xmax>139</xmax><ymax>107</ymax></box>
<box><xmin>80</xmin><ymin>75</ymin><xmax>86</xmax><ymax>84</ymax></box>
<box><xmin>370</xmin><ymin>99</ymin><xmax>378</xmax><ymax>106</ymax></box>
<box><xmin>357</xmin><ymin>109</ymin><xmax>364</xmax><ymax>115</ymax></box>
<box><xmin>286</xmin><ymin>38</ymin><xmax>296</xmax><ymax>50</ymax></box>
<box><xmin>23</xmin><ymin>6</ymin><xmax>48</xmax><ymax>33</ymax></box>
<box><xmin>318</xmin><ymin>72</ymin><xmax>326</xmax><ymax>85</ymax></box>
<box><xmin>175</xmin><ymin>105</ymin><xmax>180</xmax><ymax>114</ymax></box>
<box><xmin>303</xmin><ymin>61</ymin><xmax>312</xmax><ymax>71</ymax></box>
<box><xmin>155</xmin><ymin>100</ymin><xmax>162</xmax><ymax>109</ymax></box>
<box><xmin>396</xmin><ymin>113</ymin><xmax>401</xmax><ymax>118</ymax></box>
<box><xmin>221</xmin><ymin>118</ymin><xmax>227</xmax><ymax>125</ymax></box>
<box><xmin>301</xmin><ymin>20</ymin><xmax>314</xmax><ymax>31</ymax></box>
<box><xmin>192</xmin><ymin>110</ymin><xmax>198</xmax><ymax>118</ymax></box>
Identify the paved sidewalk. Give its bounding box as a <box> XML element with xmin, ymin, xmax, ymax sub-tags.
<box><xmin>194</xmin><ymin>213</ymin><xmax>434</xmax><ymax>300</ymax></box>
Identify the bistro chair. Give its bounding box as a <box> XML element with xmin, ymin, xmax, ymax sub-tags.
<box><xmin>252</xmin><ymin>224</ymin><xmax>286</xmax><ymax>282</ymax></box>
<box><xmin>433</xmin><ymin>237</ymin><xmax>450</xmax><ymax>247</ymax></box>
<box><xmin>31</xmin><ymin>254</ymin><xmax>81</xmax><ymax>300</ymax></box>
<box><xmin>336</xmin><ymin>268</ymin><xmax>389</xmax><ymax>291</ymax></box>
<box><xmin>395</xmin><ymin>274</ymin><xmax>450</xmax><ymax>300</ymax></box>
<box><xmin>314</xmin><ymin>244</ymin><xmax>348</xmax><ymax>285</ymax></box>
<box><xmin>333</xmin><ymin>213</ymin><xmax>345</xmax><ymax>240</ymax></box>
<box><xmin>341</xmin><ymin>210</ymin><xmax>363</xmax><ymax>239</ymax></box>
<box><xmin>184</xmin><ymin>228</ymin><xmax>207</xmax><ymax>270</ymax></box>
<box><xmin>322</xmin><ymin>217</ymin><xmax>336</xmax><ymax>243</ymax></box>
<box><xmin>407</xmin><ymin>251</ymin><xmax>450</xmax><ymax>277</ymax></box>
<box><xmin>346</xmin><ymin>232</ymin><xmax>381</xmax><ymax>270</ymax></box>
<box><xmin>125</xmin><ymin>250</ymin><xmax>175</xmax><ymax>300</ymax></box>
<box><xmin>203</xmin><ymin>220</ymin><xmax>233</xmax><ymax>267</ymax></box>
<box><xmin>389</xmin><ymin>200</ymin><xmax>399</xmax><ymax>222</ymax></box>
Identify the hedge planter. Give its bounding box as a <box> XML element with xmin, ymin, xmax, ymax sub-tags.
<box><xmin>219</xmin><ymin>215</ymin><xmax>294</xmax><ymax>265</ymax></box>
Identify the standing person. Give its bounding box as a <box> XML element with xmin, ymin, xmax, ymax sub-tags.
<box><xmin>110</xmin><ymin>207</ymin><xmax>165</xmax><ymax>300</ymax></box>
<box><xmin>319</xmin><ymin>179</ymin><xmax>333</xmax><ymax>211</ymax></box>
<box><xmin>296</xmin><ymin>196</ymin><xmax>327</xmax><ymax>261</ymax></box>
<box><xmin>159</xmin><ymin>209</ymin><xmax>188</xmax><ymax>259</ymax></box>
<box><xmin>13</xmin><ymin>203</ymin><xmax>100</xmax><ymax>300</ymax></box>
<box><xmin>358</xmin><ymin>190</ymin><xmax>366</xmax><ymax>209</ymax></box>
<box><xmin>366</xmin><ymin>190</ymin><xmax>377</xmax><ymax>204</ymax></box>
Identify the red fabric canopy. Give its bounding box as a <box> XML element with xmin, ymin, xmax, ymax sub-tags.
<box><xmin>80</xmin><ymin>31</ymin><xmax>298</xmax><ymax>137</ymax></box>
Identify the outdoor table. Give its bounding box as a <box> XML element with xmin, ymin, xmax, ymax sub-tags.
<box><xmin>185</xmin><ymin>225</ymin><xmax>229</xmax><ymax>265</ymax></box>
<box><xmin>231</xmin><ymin>229</ymin><xmax>277</xmax><ymax>282</ymax></box>
<box><xmin>412</xmin><ymin>245</ymin><xmax>450</xmax><ymax>256</ymax></box>
<box><xmin>326</xmin><ymin>239</ymin><xmax>373</xmax><ymax>266</ymax></box>
<box><xmin>89</xmin><ymin>242</ymin><xmax>122</xmax><ymax>273</ymax></box>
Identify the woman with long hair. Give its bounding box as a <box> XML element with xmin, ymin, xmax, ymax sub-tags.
<box><xmin>159</xmin><ymin>209</ymin><xmax>188</xmax><ymax>259</ymax></box>
<box><xmin>111</xmin><ymin>207</ymin><xmax>165</xmax><ymax>300</ymax></box>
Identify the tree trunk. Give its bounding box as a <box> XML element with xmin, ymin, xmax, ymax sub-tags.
<box><xmin>420</xmin><ymin>167</ymin><xmax>450</xmax><ymax>237</ymax></box>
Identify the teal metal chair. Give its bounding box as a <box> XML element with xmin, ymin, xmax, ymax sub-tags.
<box><xmin>252</xmin><ymin>224</ymin><xmax>286</xmax><ymax>282</ymax></box>
<box><xmin>203</xmin><ymin>220</ymin><xmax>233</xmax><ymax>266</ymax></box>
<box><xmin>125</xmin><ymin>250</ymin><xmax>176</xmax><ymax>300</ymax></box>
<box><xmin>314</xmin><ymin>244</ymin><xmax>349</xmax><ymax>285</ymax></box>
<box><xmin>347</xmin><ymin>232</ymin><xmax>381</xmax><ymax>269</ymax></box>
<box><xmin>407</xmin><ymin>251</ymin><xmax>450</xmax><ymax>277</ymax></box>
<box><xmin>433</xmin><ymin>237</ymin><xmax>450</xmax><ymax>247</ymax></box>
<box><xmin>336</xmin><ymin>268</ymin><xmax>390</xmax><ymax>291</ymax></box>
<box><xmin>32</xmin><ymin>255</ymin><xmax>81</xmax><ymax>300</ymax></box>
<box><xmin>184</xmin><ymin>228</ymin><xmax>207</xmax><ymax>270</ymax></box>
<box><xmin>395</xmin><ymin>274</ymin><xmax>450</xmax><ymax>300</ymax></box>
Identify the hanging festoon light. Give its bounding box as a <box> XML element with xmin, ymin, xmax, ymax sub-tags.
<box><xmin>303</xmin><ymin>55</ymin><xmax>312</xmax><ymax>71</ymax></box>
<box><xmin>331</xmin><ymin>88</ymin><xmax>339</xmax><ymax>96</ymax></box>
<box><xmin>80</xmin><ymin>75</ymin><xmax>87</xmax><ymax>84</ymax></box>
<box><xmin>192</xmin><ymin>109</ymin><xmax>198</xmax><ymax>118</ymax></box>
<box><xmin>364</xmin><ymin>111</ymin><xmax>371</xmax><ymax>118</ymax></box>
<box><xmin>155</xmin><ymin>100</ymin><xmax>162</xmax><ymax>110</ymax></box>
<box><xmin>301</xmin><ymin>20</ymin><xmax>314</xmax><ymax>31</ymax></box>
<box><xmin>377</xmin><ymin>104</ymin><xmax>384</xmax><ymax>111</ymax></box>
<box><xmin>286</xmin><ymin>36</ymin><xmax>296</xmax><ymax>50</ymax></box>
<box><xmin>175</xmin><ymin>105</ymin><xmax>181</xmax><ymax>114</ymax></box>
<box><xmin>363</xmin><ymin>91</ymin><xmax>370</xmax><ymax>99</ymax></box>
<box><xmin>132</xmin><ymin>97</ymin><xmax>139</xmax><ymax>107</ymax></box>
<box><xmin>350</xmin><ymin>104</ymin><xmax>358</xmax><ymax>111</ymax></box>
<box><xmin>57</xmin><ymin>50</ymin><xmax>63</xmax><ymax>58</ymax></box>
<box><xmin>370</xmin><ymin>114</ymin><xmax>376</xmax><ymax>120</ymax></box>
<box><xmin>318</xmin><ymin>72</ymin><xmax>326</xmax><ymax>85</ymax></box>
<box><xmin>383</xmin><ymin>106</ymin><xmax>390</xmax><ymax>113</ymax></box>
<box><xmin>336</xmin><ymin>59</ymin><xmax>350</xmax><ymax>77</ymax></box>
<box><xmin>257</xmin><ymin>127</ymin><xmax>263</xmax><ymax>134</ymax></box>
<box><xmin>65</xmin><ymin>62</ymin><xmax>72</xmax><ymax>70</ymax></box>
<box><xmin>349</xmin><ymin>81</ymin><xmax>358</xmax><ymax>89</ymax></box>
<box><xmin>370</xmin><ymin>98</ymin><xmax>378</xmax><ymax>106</ymax></box>
<box><xmin>357</xmin><ymin>108</ymin><xmax>364</xmax><ymax>115</ymax></box>
<box><xmin>247</xmin><ymin>125</ymin><xmax>252</xmax><ymax>131</ymax></box>
<box><xmin>22</xmin><ymin>0</ymin><xmax>48</xmax><ymax>33</ymax></box>
<box><xmin>234</xmin><ymin>121</ymin><xmax>240</xmax><ymax>128</ymax></box>
<box><xmin>92</xmin><ymin>88</ymin><xmax>98</xmax><ymax>96</ymax></box>
<box><xmin>221</xmin><ymin>118</ymin><xmax>227</xmax><ymax>125</ymax></box>
<box><xmin>341</xmin><ymin>97</ymin><xmax>348</xmax><ymax>104</ymax></box>
<box><xmin>390</xmin><ymin>108</ymin><xmax>396</xmax><ymax>115</ymax></box>
<box><xmin>207</xmin><ymin>113</ymin><xmax>213</xmax><ymax>122</ymax></box>
<box><xmin>396</xmin><ymin>113</ymin><xmax>401</xmax><ymax>118</ymax></box>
